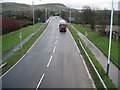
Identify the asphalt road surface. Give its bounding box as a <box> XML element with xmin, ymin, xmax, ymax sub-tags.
<box><xmin>2</xmin><ymin>17</ymin><xmax>95</xmax><ymax>88</ymax></box>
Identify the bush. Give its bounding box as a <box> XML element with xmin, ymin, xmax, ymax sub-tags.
<box><xmin>2</xmin><ymin>17</ymin><xmax>22</xmax><ymax>35</ymax></box>
<box><xmin>2</xmin><ymin>17</ymin><xmax>33</xmax><ymax>35</ymax></box>
<box><xmin>20</xmin><ymin>20</ymin><xmax>33</xmax><ymax>27</ymax></box>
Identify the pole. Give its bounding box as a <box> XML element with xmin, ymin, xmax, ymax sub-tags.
<box><xmin>20</xmin><ymin>36</ymin><xmax>22</xmax><ymax>49</ymax></box>
<box><xmin>32</xmin><ymin>1</ymin><xmax>35</xmax><ymax>31</ymax></box>
<box><xmin>69</xmin><ymin>9</ymin><xmax>71</xmax><ymax>23</ymax></box>
<box><xmin>106</xmin><ymin>0</ymin><xmax>114</xmax><ymax>76</ymax></box>
<box><xmin>59</xmin><ymin>11</ymin><xmax>61</xmax><ymax>17</ymax></box>
<box><xmin>46</xmin><ymin>8</ymin><xmax>47</xmax><ymax>21</ymax></box>
<box><xmin>19</xmin><ymin>32</ymin><xmax>22</xmax><ymax>49</ymax></box>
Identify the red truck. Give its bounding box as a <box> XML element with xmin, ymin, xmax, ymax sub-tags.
<box><xmin>59</xmin><ymin>21</ymin><xmax>67</xmax><ymax>32</ymax></box>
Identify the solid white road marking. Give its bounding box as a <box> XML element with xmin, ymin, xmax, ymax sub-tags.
<box><xmin>26</xmin><ymin>24</ymin><xmax>47</xmax><ymax>54</ymax></box>
<box><xmin>1</xmin><ymin>22</ymin><xmax>50</xmax><ymax>78</ymax></box>
<box><xmin>36</xmin><ymin>74</ymin><xmax>45</xmax><ymax>90</ymax></box>
<box><xmin>68</xmin><ymin>29</ymin><xmax>96</xmax><ymax>88</ymax></box>
<box><xmin>0</xmin><ymin>54</ymin><xmax>26</xmax><ymax>78</ymax></box>
<box><xmin>53</xmin><ymin>46</ymin><xmax>56</xmax><ymax>53</ymax></box>
<box><xmin>47</xmin><ymin>56</ymin><xmax>53</xmax><ymax>67</ymax></box>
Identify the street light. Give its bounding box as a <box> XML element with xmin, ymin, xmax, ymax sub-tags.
<box><xmin>32</xmin><ymin>1</ymin><xmax>35</xmax><ymax>31</ymax></box>
<box><xmin>106</xmin><ymin>0</ymin><xmax>114</xmax><ymax>76</ymax></box>
<box><xmin>69</xmin><ymin>9</ymin><xmax>71</xmax><ymax>24</ymax></box>
<box><xmin>32</xmin><ymin>0</ymin><xmax>42</xmax><ymax>31</ymax></box>
<box><xmin>45</xmin><ymin>8</ymin><xmax>47</xmax><ymax>21</ymax></box>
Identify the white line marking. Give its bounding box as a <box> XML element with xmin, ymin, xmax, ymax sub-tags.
<box><xmin>56</xmin><ymin>35</ymin><xmax>58</xmax><ymax>39</ymax></box>
<box><xmin>47</xmin><ymin>56</ymin><xmax>53</xmax><ymax>67</ymax></box>
<box><xmin>0</xmin><ymin>54</ymin><xmax>26</xmax><ymax>78</ymax></box>
<box><xmin>1</xmin><ymin>23</ymin><xmax>50</xmax><ymax>78</ymax></box>
<box><xmin>53</xmin><ymin>46</ymin><xmax>56</xmax><ymax>53</ymax></box>
<box><xmin>55</xmin><ymin>40</ymin><xmax>57</xmax><ymax>45</ymax></box>
<box><xmin>68</xmin><ymin>29</ymin><xmax>96</xmax><ymax>88</ymax></box>
<box><xmin>26</xmin><ymin>24</ymin><xmax>48</xmax><ymax>54</ymax></box>
<box><xmin>81</xmin><ymin>55</ymin><xmax>92</xmax><ymax>79</ymax></box>
<box><xmin>92</xmin><ymin>83</ymin><xmax>96</xmax><ymax>88</ymax></box>
<box><xmin>36</xmin><ymin>74</ymin><xmax>45</xmax><ymax>90</ymax></box>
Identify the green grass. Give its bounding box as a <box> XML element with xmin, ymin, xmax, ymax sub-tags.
<box><xmin>0</xmin><ymin>23</ymin><xmax>43</xmax><ymax>54</ymax></box>
<box><xmin>68</xmin><ymin>24</ymin><xmax>117</xmax><ymax>89</ymax></box>
<box><xmin>1</xmin><ymin>23</ymin><xmax>48</xmax><ymax>75</ymax></box>
<box><xmin>72</xmin><ymin>24</ymin><xmax>119</xmax><ymax>69</ymax></box>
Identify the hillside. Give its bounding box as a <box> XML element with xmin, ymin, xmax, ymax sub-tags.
<box><xmin>1</xmin><ymin>2</ymin><xmax>69</xmax><ymax>11</ymax></box>
<box><xmin>1</xmin><ymin>2</ymin><xmax>31</xmax><ymax>11</ymax></box>
<box><xmin>36</xmin><ymin>3</ymin><xmax>68</xmax><ymax>10</ymax></box>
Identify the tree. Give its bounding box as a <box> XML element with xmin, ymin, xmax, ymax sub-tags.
<box><xmin>35</xmin><ymin>9</ymin><xmax>46</xmax><ymax>22</ymax></box>
<box><xmin>81</xmin><ymin>6</ymin><xmax>96</xmax><ymax>30</ymax></box>
<box><xmin>61</xmin><ymin>10</ymin><xmax>69</xmax><ymax>22</ymax></box>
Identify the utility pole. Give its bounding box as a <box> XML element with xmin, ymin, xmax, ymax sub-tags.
<box><xmin>69</xmin><ymin>9</ymin><xmax>71</xmax><ymax>24</ymax></box>
<box><xmin>46</xmin><ymin>8</ymin><xmax>47</xmax><ymax>21</ymax></box>
<box><xmin>106</xmin><ymin>0</ymin><xmax>114</xmax><ymax>76</ymax></box>
<box><xmin>32</xmin><ymin>1</ymin><xmax>35</xmax><ymax>31</ymax></box>
<box><xmin>59</xmin><ymin>11</ymin><xmax>61</xmax><ymax>17</ymax></box>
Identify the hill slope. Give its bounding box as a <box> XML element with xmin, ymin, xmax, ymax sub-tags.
<box><xmin>1</xmin><ymin>2</ymin><xmax>69</xmax><ymax>11</ymax></box>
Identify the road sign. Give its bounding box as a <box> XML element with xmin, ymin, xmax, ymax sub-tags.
<box><xmin>38</xmin><ymin>18</ymin><xmax>41</xmax><ymax>21</ymax></box>
<box><xmin>68</xmin><ymin>17</ymin><xmax>75</xmax><ymax>21</ymax></box>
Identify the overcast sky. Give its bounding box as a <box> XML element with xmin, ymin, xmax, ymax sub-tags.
<box><xmin>0</xmin><ymin>0</ymin><xmax>119</xmax><ymax>10</ymax></box>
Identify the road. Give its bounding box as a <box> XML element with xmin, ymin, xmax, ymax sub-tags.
<box><xmin>2</xmin><ymin>17</ymin><xmax>95</xmax><ymax>88</ymax></box>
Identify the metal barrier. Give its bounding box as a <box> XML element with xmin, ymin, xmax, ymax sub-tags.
<box><xmin>78</xmin><ymin>39</ymin><xmax>107</xmax><ymax>89</ymax></box>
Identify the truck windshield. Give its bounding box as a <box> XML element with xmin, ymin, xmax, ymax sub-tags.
<box><xmin>59</xmin><ymin>24</ymin><xmax>67</xmax><ymax>27</ymax></box>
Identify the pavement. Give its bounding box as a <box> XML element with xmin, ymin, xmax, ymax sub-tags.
<box><xmin>71</xmin><ymin>25</ymin><xmax>120</xmax><ymax>88</ymax></box>
<box><xmin>1</xmin><ymin>17</ymin><xmax>95</xmax><ymax>88</ymax></box>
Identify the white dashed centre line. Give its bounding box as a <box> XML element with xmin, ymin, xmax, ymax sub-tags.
<box><xmin>36</xmin><ymin>74</ymin><xmax>45</xmax><ymax>90</ymax></box>
<box><xmin>47</xmin><ymin>56</ymin><xmax>53</xmax><ymax>67</ymax></box>
<box><xmin>56</xmin><ymin>35</ymin><xmax>58</xmax><ymax>39</ymax></box>
<box><xmin>53</xmin><ymin>46</ymin><xmax>56</xmax><ymax>53</ymax></box>
<box><xmin>55</xmin><ymin>40</ymin><xmax>57</xmax><ymax>45</ymax></box>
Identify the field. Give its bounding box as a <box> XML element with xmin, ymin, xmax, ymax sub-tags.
<box><xmin>72</xmin><ymin>24</ymin><xmax>119</xmax><ymax>68</ymax></box>
<box><xmin>0</xmin><ymin>23</ymin><xmax>43</xmax><ymax>54</ymax></box>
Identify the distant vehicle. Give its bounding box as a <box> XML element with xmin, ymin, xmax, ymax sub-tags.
<box><xmin>59</xmin><ymin>20</ymin><xmax>67</xmax><ymax>32</ymax></box>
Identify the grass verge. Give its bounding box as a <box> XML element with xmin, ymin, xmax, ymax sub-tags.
<box><xmin>1</xmin><ymin>23</ymin><xmax>43</xmax><ymax>54</ymax></box>
<box><xmin>68</xmin><ymin>24</ymin><xmax>117</xmax><ymax>89</ymax></box>
<box><xmin>0</xmin><ymin>23</ymin><xmax>48</xmax><ymax>75</ymax></box>
<box><xmin>72</xmin><ymin>24</ymin><xmax>119</xmax><ymax>69</ymax></box>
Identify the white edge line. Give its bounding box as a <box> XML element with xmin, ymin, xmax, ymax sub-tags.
<box><xmin>68</xmin><ymin>29</ymin><xmax>96</xmax><ymax>88</ymax></box>
<box><xmin>47</xmin><ymin>56</ymin><xmax>53</xmax><ymax>67</ymax></box>
<box><xmin>36</xmin><ymin>74</ymin><xmax>45</xmax><ymax>90</ymax></box>
<box><xmin>71</xmin><ymin>25</ymin><xmax>107</xmax><ymax>88</ymax></box>
<box><xmin>1</xmin><ymin>22</ymin><xmax>50</xmax><ymax>78</ymax></box>
<box><xmin>0</xmin><ymin>54</ymin><xmax>26</xmax><ymax>78</ymax></box>
<box><xmin>79</xmin><ymin>40</ymin><xmax>107</xmax><ymax>89</ymax></box>
<box><xmin>53</xmin><ymin>46</ymin><xmax>56</xmax><ymax>53</ymax></box>
<box><xmin>26</xmin><ymin>23</ymin><xmax>48</xmax><ymax>53</ymax></box>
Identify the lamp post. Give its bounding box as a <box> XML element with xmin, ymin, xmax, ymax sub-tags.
<box><xmin>32</xmin><ymin>1</ymin><xmax>35</xmax><ymax>31</ymax></box>
<box><xmin>69</xmin><ymin>9</ymin><xmax>71</xmax><ymax>24</ymax></box>
<box><xmin>45</xmin><ymin>8</ymin><xmax>47</xmax><ymax>21</ymax></box>
<box><xmin>106</xmin><ymin>0</ymin><xmax>114</xmax><ymax>76</ymax></box>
